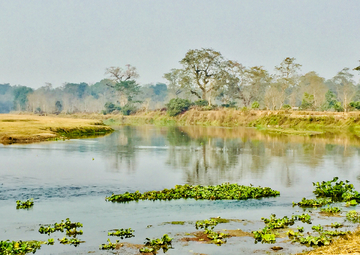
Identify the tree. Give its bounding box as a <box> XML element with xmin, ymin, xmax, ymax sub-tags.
<box><xmin>164</xmin><ymin>48</ymin><xmax>234</xmax><ymax>105</ymax></box>
<box><xmin>105</xmin><ymin>64</ymin><xmax>140</xmax><ymax>106</ymax></box>
<box><xmin>299</xmin><ymin>72</ymin><xmax>327</xmax><ymax>110</ymax></box>
<box><xmin>333</xmin><ymin>68</ymin><xmax>356</xmax><ymax>111</ymax></box>
<box><xmin>13</xmin><ymin>86</ymin><xmax>33</xmax><ymax>111</ymax></box>
<box><xmin>274</xmin><ymin>57</ymin><xmax>302</xmax><ymax>107</ymax></box>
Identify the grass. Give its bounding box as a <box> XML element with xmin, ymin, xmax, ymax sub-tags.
<box><xmin>0</xmin><ymin>114</ymin><xmax>113</xmax><ymax>144</ymax></box>
<box><xmin>301</xmin><ymin>227</ymin><xmax>360</xmax><ymax>255</ymax></box>
<box><xmin>109</xmin><ymin>109</ymin><xmax>360</xmax><ymax>136</ymax></box>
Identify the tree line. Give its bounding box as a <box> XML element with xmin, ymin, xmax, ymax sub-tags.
<box><xmin>1</xmin><ymin>48</ymin><xmax>359</xmax><ymax>114</ymax></box>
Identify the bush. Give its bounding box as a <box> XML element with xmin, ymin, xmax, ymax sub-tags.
<box><xmin>121</xmin><ymin>103</ymin><xmax>137</xmax><ymax>116</ymax></box>
<box><xmin>282</xmin><ymin>104</ymin><xmax>291</xmax><ymax>110</ymax></box>
<box><xmin>166</xmin><ymin>98</ymin><xmax>191</xmax><ymax>116</ymax></box>
<box><xmin>194</xmin><ymin>99</ymin><xmax>209</xmax><ymax>107</ymax></box>
<box><xmin>221</xmin><ymin>101</ymin><xmax>237</xmax><ymax>108</ymax></box>
<box><xmin>251</xmin><ymin>101</ymin><xmax>260</xmax><ymax>109</ymax></box>
<box><xmin>104</xmin><ymin>102</ymin><xmax>121</xmax><ymax>114</ymax></box>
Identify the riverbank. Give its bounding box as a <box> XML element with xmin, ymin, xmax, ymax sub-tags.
<box><xmin>102</xmin><ymin>109</ymin><xmax>360</xmax><ymax>136</ymax></box>
<box><xmin>0</xmin><ymin>114</ymin><xmax>113</xmax><ymax>144</ymax></box>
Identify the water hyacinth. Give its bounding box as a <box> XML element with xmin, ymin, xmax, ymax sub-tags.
<box><xmin>106</xmin><ymin>183</ymin><xmax>280</xmax><ymax>202</ymax></box>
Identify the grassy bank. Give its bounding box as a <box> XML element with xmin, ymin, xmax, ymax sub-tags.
<box><xmin>108</xmin><ymin>109</ymin><xmax>360</xmax><ymax>136</ymax></box>
<box><xmin>0</xmin><ymin>114</ymin><xmax>113</xmax><ymax>144</ymax></box>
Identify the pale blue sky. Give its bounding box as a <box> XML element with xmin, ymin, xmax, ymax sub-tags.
<box><xmin>0</xmin><ymin>0</ymin><xmax>359</xmax><ymax>88</ymax></box>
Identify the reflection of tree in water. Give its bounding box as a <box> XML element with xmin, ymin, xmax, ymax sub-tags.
<box><xmin>164</xmin><ymin>126</ymin><xmax>360</xmax><ymax>187</ymax></box>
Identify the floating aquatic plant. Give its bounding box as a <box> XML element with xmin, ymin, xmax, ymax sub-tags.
<box><xmin>293</xmin><ymin>197</ymin><xmax>332</xmax><ymax>207</ymax></box>
<box><xmin>330</xmin><ymin>222</ymin><xmax>343</xmax><ymax>228</ymax></box>
<box><xmin>59</xmin><ymin>237</ymin><xmax>81</xmax><ymax>246</ymax></box>
<box><xmin>195</xmin><ymin>219</ymin><xmax>218</xmax><ymax>230</ymax></box>
<box><xmin>140</xmin><ymin>234</ymin><xmax>173</xmax><ymax>253</ymax></box>
<box><xmin>99</xmin><ymin>239</ymin><xmax>119</xmax><ymax>250</ymax></box>
<box><xmin>0</xmin><ymin>240</ymin><xmax>43</xmax><ymax>254</ymax></box>
<box><xmin>253</xmin><ymin>227</ymin><xmax>277</xmax><ymax>244</ymax></box>
<box><xmin>312</xmin><ymin>224</ymin><xmax>323</xmax><ymax>232</ymax></box>
<box><xmin>16</xmin><ymin>199</ymin><xmax>34</xmax><ymax>209</ymax></box>
<box><xmin>346</xmin><ymin>210</ymin><xmax>360</xmax><ymax>223</ymax></box>
<box><xmin>39</xmin><ymin>218</ymin><xmax>83</xmax><ymax>237</ymax></box>
<box><xmin>313</xmin><ymin>177</ymin><xmax>360</xmax><ymax>202</ymax></box>
<box><xmin>108</xmin><ymin>228</ymin><xmax>134</xmax><ymax>239</ymax></box>
<box><xmin>320</xmin><ymin>206</ymin><xmax>341</xmax><ymax>214</ymax></box>
<box><xmin>106</xmin><ymin>183</ymin><xmax>280</xmax><ymax>203</ymax></box>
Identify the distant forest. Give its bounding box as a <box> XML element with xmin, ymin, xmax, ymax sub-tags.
<box><xmin>1</xmin><ymin>49</ymin><xmax>360</xmax><ymax>114</ymax></box>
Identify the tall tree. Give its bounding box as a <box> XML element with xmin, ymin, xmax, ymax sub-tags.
<box><xmin>105</xmin><ymin>64</ymin><xmax>140</xmax><ymax>106</ymax></box>
<box><xmin>333</xmin><ymin>68</ymin><xmax>356</xmax><ymax>111</ymax></box>
<box><xmin>299</xmin><ymin>72</ymin><xmax>327</xmax><ymax>110</ymax></box>
<box><xmin>164</xmin><ymin>48</ymin><xmax>234</xmax><ymax>105</ymax></box>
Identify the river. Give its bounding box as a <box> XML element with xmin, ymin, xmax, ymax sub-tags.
<box><xmin>1</xmin><ymin>126</ymin><xmax>360</xmax><ymax>254</ymax></box>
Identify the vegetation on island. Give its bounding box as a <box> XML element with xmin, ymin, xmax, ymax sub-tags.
<box><xmin>105</xmin><ymin>183</ymin><xmax>280</xmax><ymax>202</ymax></box>
<box><xmin>16</xmin><ymin>199</ymin><xmax>34</xmax><ymax>209</ymax></box>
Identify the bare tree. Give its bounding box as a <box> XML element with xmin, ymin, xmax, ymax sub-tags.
<box><xmin>333</xmin><ymin>68</ymin><xmax>356</xmax><ymax>111</ymax></box>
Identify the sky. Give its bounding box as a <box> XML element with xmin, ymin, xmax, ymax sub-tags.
<box><xmin>0</xmin><ymin>0</ymin><xmax>359</xmax><ymax>89</ymax></box>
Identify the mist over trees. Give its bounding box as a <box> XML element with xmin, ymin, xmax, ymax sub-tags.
<box><xmin>0</xmin><ymin>51</ymin><xmax>359</xmax><ymax>114</ymax></box>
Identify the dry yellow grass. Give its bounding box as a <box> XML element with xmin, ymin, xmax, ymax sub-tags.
<box><xmin>301</xmin><ymin>228</ymin><xmax>360</xmax><ymax>255</ymax></box>
<box><xmin>0</xmin><ymin>114</ymin><xmax>113</xmax><ymax>144</ymax></box>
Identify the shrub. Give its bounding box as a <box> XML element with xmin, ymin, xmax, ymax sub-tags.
<box><xmin>251</xmin><ymin>101</ymin><xmax>260</xmax><ymax>109</ymax></box>
<box><xmin>194</xmin><ymin>99</ymin><xmax>209</xmax><ymax>106</ymax></box>
<box><xmin>166</xmin><ymin>98</ymin><xmax>191</xmax><ymax>116</ymax></box>
<box><xmin>221</xmin><ymin>101</ymin><xmax>237</xmax><ymax>108</ymax></box>
<box><xmin>121</xmin><ymin>103</ymin><xmax>137</xmax><ymax>116</ymax></box>
<box><xmin>282</xmin><ymin>104</ymin><xmax>291</xmax><ymax>110</ymax></box>
<box><xmin>104</xmin><ymin>102</ymin><xmax>121</xmax><ymax>114</ymax></box>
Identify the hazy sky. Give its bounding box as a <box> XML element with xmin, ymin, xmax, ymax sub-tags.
<box><xmin>0</xmin><ymin>0</ymin><xmax>359</xmax><ymax>89</ymax></box>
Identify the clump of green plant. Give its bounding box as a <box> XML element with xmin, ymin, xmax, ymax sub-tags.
<box><xmin>108</xmin><ymin>228</ymin><xmax>134</xmax><ymax>239</ymax></box>
<box><xmin>204</xmin><ymin>229</ymin><xmax>228</xmax><ymax>245</ymax></box>
<box><xmin>140</xmin><ymin>234</ymin><xmax>173</xmax><ymax>253</ymax></box>
<box><xmin>296</xmin><ymin>234</ymin><xmax>332</xmax><ymax>246</ymax></box>
<box><xmin>166</xmin><ymin>98</ymin><xmax>192</xmax><ymax>116</ymax></box>
<box><xmin>331</xmin><ymin>222</ymin><xmax>343</xmax><ymax>228</ymax></box>
<box><xmin>99</xmin><ymin>239</ymin><xmax>119</xmax><ymax>250</ymax></box>
<box><xmin>16</xmin><ymin>199</ymin><xmax>34</xmax><ymax>209</ymax></box>
<box><xmin>312</xmin><ymin>224</ymin><xmax>323</xmax><ymax>232</ymax></box>
<box><xmin>313</xmin><ymin>177</ymin><xmax>360</xmax><ymax>202</ymax></box>
<box><xmin>261</xmin><ymin>214</ymin><xmax>296</xmax><ymax>229</ymax></box>
<box><xmin>293</xmin><ymin>213</ymin><xmax>312</xmax><ymax>224</ymax></box>
<box><xmin>253</xmin><ymin>227</ymin><xmax>277</xmax><ymax>244</ymax></box>
<box><xmin>346</xmin><ymin>210</ymin><xmax>360</xmax><ymax>223</ymax></box>
<box><xmin>106</xmin><ymin>183</ymin><xmax>280</xmax><ymax>203</ymax></box>
<box><xmin>0</xmin><ymin>240</ymin><xmax>43</xmax><ymax>254</ymax></box>
<box><xmin>346</xmin><ymin>200</ymin><xmax>358</xmax><ymax>206</ymax></box>
<box><xmin>320</xmin><ymin>206</ymin><xmax>342</xmax><ymax>214</ymax></box>
<box><xmin>195</xmin><ymin>219</ymin><xmax>218</xmax><ymax>230</ymax></box>
<box><xmin>39</xmin><ymin>218</ymin><xmax>83</xmax><ymax>237</ymax></box>
<box><xmin>293</xmin><ymin>197</ymin><xmax>332</xmax><ymax>207</ymax></box>
<box><xmin>297</xmin><ymin>226</ymin><xmax>304</xmax><ymax>232</ymax></box>
<box><xmin>59</xmin><ymin>237</ymin><xmax>81</xmax><ymax>246</ymax></box>
<box><xmin>322</xmin><ymin>230</ymin><xmax>350</xmax><ymax>236</ymax></box>
<box><xmin>287</xmin><ymin>230</ymin><xmax>303</xmax><ymax>238</ymax></box>
<box><xmin>47</xmin><ymin>239</ymin><xmax>54</xmax><ymax>245</ymax></box>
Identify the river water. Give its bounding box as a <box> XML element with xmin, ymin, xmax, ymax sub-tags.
<box><xmin>1</xmin><ymin>126</ymin><xmax>360</xmax><ymax>254</ymax></box>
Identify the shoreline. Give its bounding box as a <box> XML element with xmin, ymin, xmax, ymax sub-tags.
<box><xmin>0</xmin><ymin>114</ymin><xmax>113</xmax><ymax>145</ymax></box>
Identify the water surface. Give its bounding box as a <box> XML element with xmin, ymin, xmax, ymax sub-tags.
<box><xmin>1</xmin><ymin>126</ymin><xmax>360</xmax><ymax>254</ymax></box>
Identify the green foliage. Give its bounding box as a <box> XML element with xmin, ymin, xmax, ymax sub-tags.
<box><xmin>320</xmin><ymin>206</ymin><xmax>341</xmax><ymax>214</ymax></box>
<box><xmin>63</xmin><ymin>82</ymin><xmax>89</xmax><ymax>99</ymax></box>
<box><xmin>295</xmin><ymin>234</ymin><xmax>331</xmax><ymax>246</ymax></box>
<box><xmin>103</xmin><ymin>102</ymin><xmax>121</xmax><ymax>114</ymax></box>
<box><xmin>312</xmin><ymin>224</ymin><xmax>323</xmax><ymax>232</ymax></box>
<box><xmin>166</xmin><ymin>98</ymin><xmax>192</xmax><ymax>116</ymax></box>
<box><xmin>108</xmin><ymin>228</ymin><xmax>134</xmax><ymax>239</ymax></box>
<box><xmin>140</xmin><ymin>234</ymin><xmax>173</xmax><ymax>253</ymax></box>
<box><xmin>55</xmin><ymin>101</ymin><xmax>63</xmax><ymax>113</ymax></box>
<box><xmin>46</xmin><ymin>239</ymin><xmax>54</xmax><ymax>245</ymax></box>
<box><xmin>114</xmin><ymin>80</ymin><xmax>140</xmax><ymax>102</ymax></box>
<box><xmin>99</xmin><ymin>239</ymin><xmax>119</xmax><ymax>250</ymax></box>
<box><xmin>195</xmin><ymin>219</ymin><xmax>218</xmax><ymax>230</ymax></box>
<box><xmin>293</xmin><ymin>213</ymin><xmax>312</xmax><ymax>224</ymax></box>
<box><xmin>106</xmin><ymin>183</ymin><xmax>280</xmax><ymax>202</ymax></box>
<box><xmin>330</xmin><ymin>222</ymin><xmax>343</xmax><ymax>228</ymax></box>
<box><xmin>0</xmin><ymin>240</ymin><xmax>43</xmax><ymax>254</ymax></box>
<box><xmin>204</xmin><ymin>229</ymin><xmax>228</xmax><ymax>245</ymax></box>
<box><xmin>261</xmin><ymin>214</ymin><xmax>296</xmax><ymax>229</ymax></box>
<box><xmin>293</xmin><ymin>197</ymin><xmax>332</xmax><ymax>207</ymax></box>
<box><xmin>282</xmin><ymin>104</ymin><xmax>292</xmax><ymax>110</ymax></box>
<box><xmin>312</xmin><ymin>177</ymin><xmax>359</xmax><ymax>202</ymax></box>
<box><xmin>59</xmin><ymin>237</ymin><xmax>81</xmax><ymax>246</ymax></box>
<box><xmin>39</xmin><ymin>218</ymin><xmax>83</xmax><ymax>237</ymax></box>
<box><xmin>346</xmin><ymin>200</ymin><xmax>358</xmax><ymax>206</ymax></box>
<box><xmin>194</xmin><ymin>99</ymin><xmax>209</xmax><ymax>106</ymax></box>
<box><xmin>251</xmin><ymin>101</ymin><xmax>260</xmax><ymax>109</ymax></box>
<box><xmin>13</xmin><ymin>86</ymin><xmax>33</xmax><ymax>111</ymax></box>
<box><xmin>253</xmin><ymin>227</ymin><xmax>277</xmax><ymax>243</ymax></box>
<box><xmin>16</xmin><ymin>199</ymin><xmax>34</xmax><ymax>209</ymax></box>
<box><xmin>301</xmin><ymin>93</ymin><xmax>315</xmax><ymax>110</ymax></box>
<box><xmin>297</xmin><ymin>226</ymin><xmax>304</xmax><ymax>232</ymax></box>
<box><xmin>346</xmin><ymin>210</ymin><xmax>360</xmax><ymax>223</ymax></box>
<box><xmin>121</xmin><ymin>103</ymin><xmax>137</xmax><ymax>116</ymax></box>
<box><xmin>349</xmin><ymin>101</ymin><xmax>360</xmax><ymax>110</ymax></box>
<box><xmin>221</xmin><ymin>101</ymin><xmax>237</xmax><ymax>108</ymax></box>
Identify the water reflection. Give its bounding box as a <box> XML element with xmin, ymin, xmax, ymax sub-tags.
<box><xmin>93</xmin><ymin>126</ymin><xmax>360</xmax><ymax>189</ymax></box>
